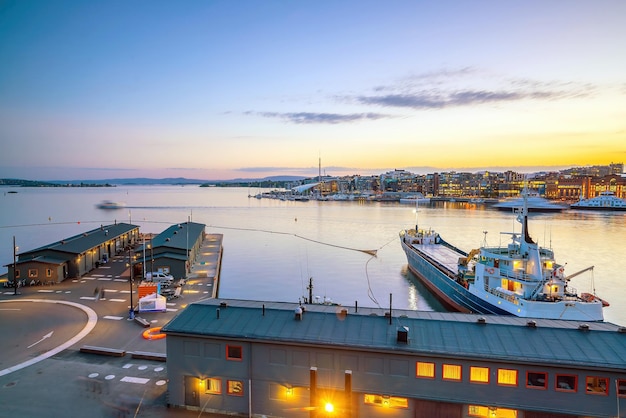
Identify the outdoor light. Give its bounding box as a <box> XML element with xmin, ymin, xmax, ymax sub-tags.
<box><xmin>285</xmin><ymin>388</ymin><xmax>293</xmax><ymax>396</ymax></box>
<box><xmin>324</xmin><ymin>402</ymin><xmax>334</xmax><ymax>413</ymax></box>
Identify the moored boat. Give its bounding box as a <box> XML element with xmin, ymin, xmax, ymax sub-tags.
<box><xmin>96</xmin><ymin>200</ymin><xmax>126</xmax><ymax>210</ymax></box>
<box><xmin>492</xmin><ymin>190</ymin><xmax>568</xmax><ymax>212</ymax></box>
<box><xmin>570</xmin><ymin>191</ymin><xmax>626</xmax><ymax>211</ymax></box>
<box><xmin>399</xmin><ymin>191</ymin><xmax>606</xmax><ymax>321</ymax></box>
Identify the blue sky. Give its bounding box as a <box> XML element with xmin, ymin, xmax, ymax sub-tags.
<box><xmin>1</xmin><ymin>1</ymin><xmax>625</xmax><ymax>180</ymax></box>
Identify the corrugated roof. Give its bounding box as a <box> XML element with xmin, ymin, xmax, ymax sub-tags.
<box><xmin>21</xmin><ymin>223</ymin><xmax>138</xmax><ymax>256</ymax></box>
<box><xmin>146</xmin><ymin>222</ymin><xmax>205</xmax><ymax>250</ymax></box>
<box><xmin>162</xmin><ymin>299</ymin><xmax>626</xmax><ymax>370</ymax></box>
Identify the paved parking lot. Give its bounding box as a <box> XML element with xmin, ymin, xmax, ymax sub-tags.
<box><xmin>0</xmin><ymin>234</ymin><xmax>225</xmax><ymax>417</ymax></box>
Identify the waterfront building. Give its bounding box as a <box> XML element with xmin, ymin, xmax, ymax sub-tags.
<box><xmin>162</xmin><ymin>299</ymin><xmax>626</xmax><ymax>418</ymax></box>
<box><xmin>135</xmin><ymin>221</ymin><xmax>206</xmax><ymax>280</ymax></box>
<box><xmin>6</xmin><ymin>222</ymin><xmax>139</xmax><ymax>283</ymax></box>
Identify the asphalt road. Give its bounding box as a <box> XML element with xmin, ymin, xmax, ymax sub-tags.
<box><xmin>0</xmin><ymin>246</ymin><xmax>223</xmax><ymax>418</ymax></box>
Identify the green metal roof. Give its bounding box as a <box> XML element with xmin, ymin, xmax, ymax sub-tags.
<box><xmin>139</xmin><ymin>221</ymin><xmax>205</xmax><ymax>251</ymax></box>
<box><xmin>162</xmin><ymin>299</ymin><xmax>626</xmax><ymax>371</ymax></box>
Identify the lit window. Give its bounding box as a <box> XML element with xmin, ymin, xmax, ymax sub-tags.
<box><xmin>46</xmin><ymin>269</ymin><xmax>53</xmax><ymax>277</ymax></box>
<box><xmin>526</xmin><ymin>371</ymin><xmax>547</xmax><ymax>389</ymax></box>
<box><xmin>15</xmin><ymin>269</ymin><xmax>20</xmax><ymax>278</ymax></box>
<box><xmin>556</xmin><ymin>374</ymin><xmax>577</xmax><ymax>392</ymax></box>
<box><xmin>585</xmin><ymin>376</ymin><xmax>608</xmax><ymax>395</ymax></box>
<box><xmin>497</xmin><ymin>369</ymin><xmax>518</xmax><ymax>386</ymax></box>
<box><xmin>204</xmin><ymin>377</ymin><xmax>221</xmax><ymax>394</ymax></box>
<box><xmin>227</xmin><ymin>380</ymin><xmax>244</xmax><ymax>396</ymax></box>
<box><xmin>28</xmin><ymin>269</ymin><xmax>38</xmax><ymax>278</ymax></box>
<box><xmin>416</xmin><ymin>361</ymin><xmax>435</xmax><ymax>378</ymax></box>
<box><xmin>470</xmin><ymin>366</ymin><xmax>489</xmax><ymax>383</ymax></box>
<box><xmin>442</xmin><ymin>364</ymin><xmax>462</xmax><ymax>381</ymax></box>
<box><xmin>226</xmin><ymin>345</ymin><xmax>242</xmax><ymax>360</ymax></box>
<box><xmin>618</xmin><ymin>380</ymin><xmax>626</xmax><ymax>397</ymax></box>
<box><xmin>469</xmin><ymin>405</ymin><xmax>518</xmax><ymax>417</ymax></box>
<box><xmin>364</xmin><ymin>394</ymin><xmax>408</xmax><ymax>409</ymax></box>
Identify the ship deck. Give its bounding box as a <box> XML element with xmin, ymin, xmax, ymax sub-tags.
<box><xmin>412</xmin><ymin>243</ymin><xmax>463</xmax><ymax>275</ymax></box>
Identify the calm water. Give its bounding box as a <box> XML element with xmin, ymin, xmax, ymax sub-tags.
<box><xmin>1</xmin><ymin>185</ymin><xmax>625</xmax><ymax>325</ymax></box>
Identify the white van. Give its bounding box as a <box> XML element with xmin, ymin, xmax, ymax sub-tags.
<box><xmin>145</xmin><ymin>272</ymin><xmax>174</xmax><ymax>284</ymax></box>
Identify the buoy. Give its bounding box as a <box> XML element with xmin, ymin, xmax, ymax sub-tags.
<box><xmin>142</xmin><ymin>327</ymin><xmax>166</xmax><ymax>340</ymax></box>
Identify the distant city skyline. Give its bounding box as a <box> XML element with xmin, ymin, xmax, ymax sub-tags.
<box><xmin>1</xmin><ymin>1</ymin><xmax>625</xmax><ymax>181</ymax></box>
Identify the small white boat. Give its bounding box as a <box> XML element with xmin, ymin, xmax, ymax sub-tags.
<box><xmin>399</xmin><ymin>193</ymin><xmax>430</xmax><ymax>205</ymax></box>
<box><xmin>493</xmin><ymin>189</ymin><xmax>567</xmax><ymax>212</ymax></box>
<box><xmin>570</xmin><ymin>191</ymin><xmax>626</xmax><ymax>211</ymax></box>
<box><xmin>96</xmin><ymin>200</ymin><xmax>126</xmax><ymax>210</ymax></box>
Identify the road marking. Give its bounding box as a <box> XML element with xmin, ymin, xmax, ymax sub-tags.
<box><xmin>80</xmin><ymin>296</ymin><xmax>97</xmax><ymax>300</ymax></box>
<box><xmin>27</xmin><ymin>331</ymin><xmax>54</xmax><ymax>349</ymax></box>
<box><xmin>103</xmin><ymin>315</ymin><xmax>124</xmax><ymax>320</ymax></box>
<box><xmin>121</xmin><ymin>376</ymin><xmax>150</xmax><ymax>384</ymax></box>
<box><xmin>37</xmin><ymin>290</ymin><xmax>55</xmax><ymax>293</ymax></box>
<box><xmin>108</xmin><ymin>298</ymin><xmax>126</xmax><ymax>303</ymax></box>
<box><xmin>97</xmin><ymin>278</ymin><xmax>112</xmax><ymax>281</ymax></box>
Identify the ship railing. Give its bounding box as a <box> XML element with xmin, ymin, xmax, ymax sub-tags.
<box><xmin>488</xmin><ymin>287</ymin><xmax>519</xmax><ymax>305</ymax></box>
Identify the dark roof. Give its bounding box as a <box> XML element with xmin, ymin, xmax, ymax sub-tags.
<box><xmin>139</xmin><ymin>221</ymin><xmax>205</xmax><ymax>252</ymax></box>
<box><xmin>162</xmin><ymin>299</ymin><xmax>626</xmax><ymax>371</ymax></box>
<box><xmin>21</xmin><ymin>223</ymin><xmax>139</xmax><ymax>256</ymax></box>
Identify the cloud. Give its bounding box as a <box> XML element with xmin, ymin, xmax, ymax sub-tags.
<box><xmin>254</xmin><ymin>111</ymin><xmax>390</xmax><ymax>124</ymax></box>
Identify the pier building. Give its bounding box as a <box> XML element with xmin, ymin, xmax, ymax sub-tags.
<box><xmin>6</xmin><ymin>222</ymin><xmax>139</xmax><ymax>284</ymax></box>
<box><xmin>162</xmin><ymin>298</ymin><xmax>626</xmax><ymax>418</ymax></box>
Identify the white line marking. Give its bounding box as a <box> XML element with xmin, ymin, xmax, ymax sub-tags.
<box><xmin>103</xmin><ymin>315</ymin><xmax>124</xmax><ymax>320</ymax></box>
<box><xmin>121</xmin><ymin>376</ymin><xmax>150</xmax><ymax>384</ymax></box>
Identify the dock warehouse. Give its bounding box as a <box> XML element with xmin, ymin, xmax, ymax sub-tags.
<box><xmin>162</xmin><ymin>299</ymin><xmax>626</xmax><ymax>418</ymax></box>
<box><xmin>6</xmin><ymin>222</ymin><xmax>139</xmax><ymax>283</ymax></box>
<box><xmin>135</xmin><ymin>221</ymin><xmax>206</xmax><ymax>280</ymax></box>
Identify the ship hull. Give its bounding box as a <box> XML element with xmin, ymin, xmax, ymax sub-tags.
<box><xmin>401</xmin><ymin>239</ymin><xmax>510</xmax><ymax>315</ymax></box>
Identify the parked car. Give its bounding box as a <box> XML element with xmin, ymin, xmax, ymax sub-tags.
<box><xmin>145</xmin><ymin>272</ymin><xmax>174</xmax><ymax>284</ymax></box>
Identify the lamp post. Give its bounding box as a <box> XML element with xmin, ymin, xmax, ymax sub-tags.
<box><xmin>128</xmin><ymin>246</ymin><xmax>134</xmax><ymax>320</ymax></box>
<box><xmin>13</xmin><ymin>236</ymin><xmax>18</xmax><ymax>295</ymax></box>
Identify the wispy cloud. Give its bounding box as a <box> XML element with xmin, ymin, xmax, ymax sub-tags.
<box><xmin>253</xmin><ymin>111</ymin><xmax>391</xmax><ymax>124</ymax></box>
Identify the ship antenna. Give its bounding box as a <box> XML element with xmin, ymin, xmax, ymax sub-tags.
<box><xmin>482</xmin><ymin>231</ymin><xmax>488</xmax><ymax>247</ymax></box>
<box><xmin>520</xmin><ymin>180</ymin><xmax>535</xmax><ymax>244</ymax></box>
<box><xmin>414</xmin><ymin>199</ymin><xmax>419</xmax><ymax>232</ymax></box>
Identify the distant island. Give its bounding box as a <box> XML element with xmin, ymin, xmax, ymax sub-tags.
<box><xmin>0</xmin><ymin>179</ymin><xmax>114</xmax><ymax>187</ymax></box>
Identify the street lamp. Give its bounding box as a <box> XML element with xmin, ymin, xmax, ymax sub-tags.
<box><xmin>128</xmin><ymin>246</ymin><xmax>135</xmax><ymax>320</ymax></box>
<box><xmin>13</xmin><ymin>236</ymin><xmax>18</xmax><ymax>296</ymax></box>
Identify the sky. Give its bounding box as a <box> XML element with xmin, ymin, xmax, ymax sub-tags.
<box><xmin>0</xmin><ymin>1</ymin><xmax>625</xmax><ymax>181</ymax></box>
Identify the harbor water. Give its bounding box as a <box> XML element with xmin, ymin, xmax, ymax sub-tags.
<box><xmin>1</xmin><ymin>185</ymin><xmax>624</xmax><ymax>325</ymax></box>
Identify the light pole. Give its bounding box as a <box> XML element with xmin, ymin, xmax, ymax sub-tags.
<box><xmin>128</xmin><ymin>246</ymin><xmax>134</xmax><ymax>319</ymax></box>
<box><xmin>13</xmin><ymin>236</ymin><xmax>18</xmax><ymax>295</ymax></box>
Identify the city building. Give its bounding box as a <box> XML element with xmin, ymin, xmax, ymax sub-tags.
<box><xmin>162</xmin><ymin>299</ymin><xmax>626</xmax><ymax>418</ymax></box>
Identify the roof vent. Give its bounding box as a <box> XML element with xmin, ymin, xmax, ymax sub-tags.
<box><xmin>219</xmin><ymin>302</ymin><xmax>227</xmax><ymax>308</ymax></box>
<box><xmin>397</xmin><ymin>326</ymin><xmax>409</xmax><ymax>344</ymax></box>
<box><xmin>578</xmin><ymin>323</ymin><xmax>590</xmax><ymax>332</ymax></box>
<box><xmin>166</xmin><ymin>238</ymin><xmax>170</xmax><ymax>241</ymax></box>
<box><xmin>618</xmin><ymin>327</ymin><xmax>626</xmax><ymax>334</ymax></box>
<box><xmin>294</xmin><ymin>306</ymin><xmax>303</xmax><ymax>321</ymax></box>
<box><xmin>174</xmin><ymin>231</ymin><xmax>178</xmax><ymax>234</ymax></box>
<box><xmin>338</xmin><ymin>309</ymin><xmax>348</xmax><ymax>320</ymax></box>
<box><xmin>527</xmin><ymin>320</ymin><xmax>537</xmax><ymax>328</ymax></box>
<box><xmin>477</xmin><ymin>317</ymin><xmax>487</xmax><ymax>324</ymax></box>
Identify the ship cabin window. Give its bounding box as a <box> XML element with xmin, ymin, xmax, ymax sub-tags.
<box><xmin>585</xmin><ymin>376</ymin><xmax>608</xmax><ymax>395</ymax></box>
<box><xmin>526</xmin><ymin>371</ymin><xmax>547</xmax><ymax>389</ymax></box>
<box><xmin>227</xmin><ymin>380</ymin><xmax>244</xmax><ymax>396</ymax></box>
<box><xmin>442</xmin><ymin>364</ymin><xmax>462</xmax><ymax>381</ymax></box>
<box><xmin>470</xmin><ymin>366</ymin><xmax>490</xmax><ymax>384</ymax></box>
<box><xmin>497</xmin><ymin>369</ymin><xmax>518</xmax><ymax>386</ymax></box>
<box><xmin>364</xmin><ymin>394</ymin><xmax>409</xmax><ymax>409</ymax></box>
<box><xmin>416</xmin><ymin>361</ymin><xmax>435</xmax><ymax>378</ymax></box>
<box><xmin>204</xmin><ymin>377</ymin><xmax>221</xmax><ymax>394</ymax></box>
<box><xmin>618</xmin><ymin>380</ymin><xmax>626</xmax><ymax>397</ymax></box>
<box><xmin>555</xmin><ymin>374</ymin><xmax>577</xmax><ymax>392</ymax></box>
<box><xmin>226</xmin><ymin>345</ymin><xmax>242</xmax><ymax>361</ymax></box>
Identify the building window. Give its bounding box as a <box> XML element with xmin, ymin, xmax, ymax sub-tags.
<box><xmin>227</xmin><ymin>380</ymin><xmax>244</xmax><ymax>396</ymax></box>
<box><xmin>226</xmin><ymin>345</ymin><xmax>242</xmax><ymax>361</ymax></box>
<box><xmin>204</xmin><ymin>377</ymin><xmax>221</xmax><ymax>394</ymax></box>
<box><xmin>470</xmin><ymin>366</ymin><xmax>489</xmax><ymax>384</ymax></box>
<box><xmin>46</xmin><ymin>269</ymin><xmax>53</xmax><ymax>277</ymax></box>
<box><xmin>526</xmin><ymin>371</ymin><xmax>547</xmax><ymax>389</ymax></box>
<box><xmin>442</xmin><ymin>364</ymin><xmax>462</xmax><ymax>381</ymax></box>
<box><xmin>585</xmin><ymin>376</ymin><xmax>608</xmax><ymax>395</ymax></box>
<box><xmin>497</xmin><ymin>369</ymin><xmax>518</xmax><ymax>386</ymax></box>
<box><xmin>364</xmin><ymin>394</ymin><xmax>408</xmax><ymax>409</ymax></box>
<box><xmin>416</xmin><ymin>361</ymin><xmax>435</xmax><ymax>378</ymax></box>
<box><xmin>618</xmin><ymin>380</ymin><xmax>626</xmax><ymax>397</ymax></box>
<box><xmin>28</xmin><ymin>269</ymin><xmax>38</xmax><ymax>278</ymax></box>
<box><xmin>15</xmin><ymin>269</ymin><xmax>21</xmax><ymax>278</ymax></box>
<box><xmin>556</xmin><ymin>374</ymin><xmax>577</xmax><ymax>392</ymax></box>
<box><xmin>469</xmin><ymin>405</ymin><xmax>517</xmax><ymax>417</ymax></box>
